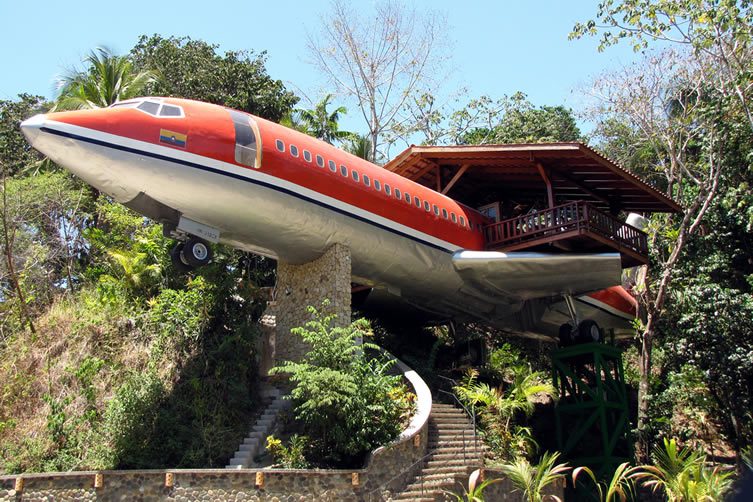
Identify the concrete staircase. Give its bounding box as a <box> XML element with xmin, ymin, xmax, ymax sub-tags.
<box><xmin>392</xmin><ymin>402</ymin><xmax>484</xmax><ymax>501</ymax></box>
<box><xmin>226</xmin><ymin>384</ymin><xmax>288</xmax><ymax>469</ymax></box>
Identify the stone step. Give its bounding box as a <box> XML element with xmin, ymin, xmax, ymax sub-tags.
<box><xmin>425</xmin><ymin>458</ymin><xmax>477</xmax><ymax>469</ymax></box>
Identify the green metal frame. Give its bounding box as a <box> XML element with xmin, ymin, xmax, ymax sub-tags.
<box><xmin>551</xmin><ymin>342</ymin><xmax>632</xmax><ymax>479</ymax></box>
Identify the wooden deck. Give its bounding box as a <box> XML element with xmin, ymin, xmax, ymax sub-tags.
<box><xmin>483</xmin><ymin>201</ymin><xmax>648</xmax><ymax>268</ymax></box>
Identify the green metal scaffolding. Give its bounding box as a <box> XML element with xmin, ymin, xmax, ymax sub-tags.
<box><xmin>551</xmin><ymin>342</ymin><xmax>633</xmax><ymax>480</ymax></box>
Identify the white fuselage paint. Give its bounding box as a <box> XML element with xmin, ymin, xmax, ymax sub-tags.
<box><xmin>34</xmin><ymin>119</ymin><xmax>510</xmax><ymax>320</ymax></box>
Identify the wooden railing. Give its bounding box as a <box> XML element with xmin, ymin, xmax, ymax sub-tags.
<box><xmin>483</xmin><ymin>201</ymin><xmax>648</xmax><ymax>258</ymax></box>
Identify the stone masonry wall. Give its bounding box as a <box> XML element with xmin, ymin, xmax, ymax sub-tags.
<box><xmin>269</xmin><ymin>243</ymin><xmax>352</xmax><ymax>364</ymax></box>
<box><xmin>0</xmin><ymin>469</ymin><xmax>361</xmax><ymax>501</ymax></box>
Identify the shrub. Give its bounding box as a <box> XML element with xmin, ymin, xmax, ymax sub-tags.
<box><xmin>270</xmin><ymin>305</ymin><xmax>413</xmax><ymax>467</ymax></box>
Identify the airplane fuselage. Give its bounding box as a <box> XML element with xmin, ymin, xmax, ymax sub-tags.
<box><xmin>21</xmin><ymin>97</ymin><xmax>636</xmax><ymax>337</ymax></box>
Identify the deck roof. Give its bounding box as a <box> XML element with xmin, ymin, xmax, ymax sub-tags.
<box><xmin>384</xmin><ymin>143</ymin><xmax>682</xmax><ymax>213</ymax></box>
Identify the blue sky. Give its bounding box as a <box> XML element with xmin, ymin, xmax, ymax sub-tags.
<box><xmin>1</xmin><ymin>1</ymin><xmax>640</xmax><ymax>135</ymax></box>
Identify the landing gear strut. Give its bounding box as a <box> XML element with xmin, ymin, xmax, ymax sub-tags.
<box><xmin>558</xmin><ymin>295</ymin><xmax>602</xmax><ymax>347</ymax></box>
<box><xmin>170</xmin><ymin>237</ymin><xmax>213</xmax><ymax>271</ymax></box>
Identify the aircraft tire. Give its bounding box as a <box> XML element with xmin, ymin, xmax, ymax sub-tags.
<box><xmin>577</xmin><ymin>319</ymin><xmax>602</xmax><ymax>344</ymax></box>
<box><xmin>181</xmin><ymin>237</ymin><xmax>213</xmax><ymax>268</ymax></box>
<box><xmin>170</xmin><ymin>242</ymin><xmax>193</xmax><ymax>272</ymax></box>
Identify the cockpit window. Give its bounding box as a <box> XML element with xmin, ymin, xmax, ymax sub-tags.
<box><xmin>228</xmin><ymin>109</ymin><xmax>262</xmax><ymax>168</ymax></box>
<box><xmin>111</xmin><ymin>99</ymin><xmax>184</xmax><ymax>118</ymax></box>
<box><xmin>137</xmin><ymin>101</ymin><xmax>160</xmax><ymax>115</ymax></box>
<box><xmin>160</xmin><ymin>105</ymin><xmax>182</xmax><ymax>117</ymax></box>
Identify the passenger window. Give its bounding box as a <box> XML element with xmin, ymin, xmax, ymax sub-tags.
<box><xmin>374</xmin><ymin>180</ymin><xmax>381</xmax><ymax>191</ymax></box>
<box><xmin>290</xmin><ymin>145</ymin><xmax>299</xmax><ymax>157</ymax></box>
<box><xmin>433</xmin><ymin>205</ymin><xmax>440</xmax><ymax>215</ymax></box>
<box><xmin>460</xmin><ymin>216</ymin><xmax>466</xmax><ymax>227</ymax></box>
<box><xmin>229</xmin><ymin>109</ymin><xmax>260</xmax><ymax>168</ymax></box>
<box><xmin>385</xmin><ymin>184</ymin><xmax>391</xmax><ymax>195</ymax></box>
<box><xmin>137</xmin><ymin>101</ymin><xmax>160</xmax><ymax>115</ymax></box>
<box><xmin>424</xmin><ymin>201</ymin><xmax>430</xmax><ymax>212</ymax></box>
<box><xmin>405</xmin><ymin>192</ymin><xmax>411</xmax><ymax>204</ymax></box>
<box><xmin>316</xmin><ymin>155</ymin><xmax>324</xmax><ymax>167</ymax></box>
<box><xmin>352</xmin><ymin>170</ymin><xmax>359</xmax><ymax>182</ymax></box>
<box><xmin>329</xmin><ymin>160</ymin><xmax>337</xmax><ymax>172</ymax></box>
<box><xmin>395</xmin><ymin>188</ymin><xmax>401</xmax><ymax>199</ymax></box>
<box><xmin>303</xmin><ymin>150</ymin><xmax>312</xmax><ymax>162</ymax></box>
<box><xmin>276</xmin><ymin>139</ymin><xmax>285</xmax><ymax>152</ymax></box>
<box><xmin>451</xmin><ymin>213</ymin><xmax>457</xmax><ymax>223</ymax></box>
<box><xmin>340</xmin><ymin>165</ymin><xmax>348</xmax><ymax>177</ymax></box>
<box><xmin>159</xmin><ymin>105</ymin><xmax>183</xmax><ymax>117</ymax></box>
<box><xmin>442</xmin><ymin>208</ymin><xmax>448</xmax><ymax>219</ymax></box>
<box><xmin>363</xmin><ymin>174</ymin><xmax>370</xmax><ymax>187</ymax></box>
<box><xmin>415</xmin><ymin>197</ymin><xmax>421</xmax><ymax>208</ymax></box>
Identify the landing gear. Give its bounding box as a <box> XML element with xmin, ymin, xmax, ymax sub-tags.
<box><xmin>170</xmin><ymin>237</ymin><xmax>213</xmax><ymax>271</ymax></box>
<box><xmin>558</xmin><ymin>319</ymin><xmax>602</xmax><ymax>347</ymax></box>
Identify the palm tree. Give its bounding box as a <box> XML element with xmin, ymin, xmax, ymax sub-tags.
<box><xmin>344</xmin><ymin>133</ymin><xmax>375</xmax><ymax>162</ymax></box>
<box><xmin>54</xmin><ymin>47</ymin><xmax>158</xmax><ymax>110</ymax></box>
<box><xmin>298</xmin><ymin>94</ymin><xmax>351</xmax><ymax>144</ymax></box>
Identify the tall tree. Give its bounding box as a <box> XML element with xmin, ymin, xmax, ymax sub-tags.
<box><xmin>55</xmin><ymin>47</ymin><xmax>158</xmax><ymax>110</ymax></box>
<box><xmin>586</xmin><ymin>49</ymin><xmax>732</xmax><ymax>461</ymax></box>
<box><xmin>307</xmin><ymin>0</ymin><xmax>447</xmax><ymax>160</ymax></box>
<box><xmin>130</xmin><ymin>35</ymin><xmax>298</xmax><ymax>121</ymax></box>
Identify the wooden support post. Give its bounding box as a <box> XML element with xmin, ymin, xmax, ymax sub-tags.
<box><xmin>536</xmin><ymin>162</ymin><xmax>555</xmax><ymax>208</ymax></box>
<box><xmin>435</xmin><ymin>165</ymin><xmax>442</xmax><ymax>192</ymax></box>
<box><xmin>441</xmin><ymin>164</ymin><xmax>470</xmax><ymax>195</ymax></box>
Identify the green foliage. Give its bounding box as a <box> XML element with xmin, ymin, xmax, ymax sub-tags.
<box><xmin>632</xmin><ymin>438</ymin><xmax>734</xmax><ymax>501</ymax></box>
<box><xmin>270</xmin><ymin>306</ymin><xmax>413</xmax><ymax>467</ymax></box>
<box><xmin>54</xmin><ymin>47</ymin><xmax>158</xmax><ymax>110</ymax></box>
<box><xmin>455</xmin><ymin>346</ymin><xmax>556</xmax><ymax>461</ymax></box>
<box><xmin>0</xmin><ymin>94</ymin><xmax>50</xmax><ymax>176</ymax></box>
<box><xmin>266</xmin><ymin>434</ymin><xmax>310</xmax><ymax>469</ymax></box>
<box><xmin>290</xmin><ymin>94</ymin><xmax>351</xmax><ymax>144</ymax></box>
<box><xmin>146</xmin><ymin>277</ymin><xmax>212</xmax><ymax>360</ymax></box>
<box><xmin>445</xmin><ymin>468</ymin><xmax>503</xmax><ymax>502</ymax></box>
<box><xmin>572</xmin><ymin>462</ymin><xmax>639</xmax><ymax>502</ymax></box>
<box><xmin>130</xmin><ymin>34</ymin><xmax>298</xmax><ymax>121</ymax></box>
<box><xmin>497</xmin><ymin>451</ymin><xmax>570</xmax><ymax>502</ymax></box>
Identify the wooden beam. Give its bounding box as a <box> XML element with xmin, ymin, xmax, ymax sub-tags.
<box><xmin>441</xmin><ymin>164</ymin><xmax>470</xmax><ymax>195</ymax></box>
<box><xmin>551</xmin><ymin>169</ymin><xmax>613</xmax><ymax>208</ymax></box>
<box><xmin>436</xmin><ymin>165</ymin><xmax>442</xmax><ymax>192</ymax></box>
<box><xmin>536</xmin><ymin>162</ymin><xmax>555</xmax><ymax>208</ymax></box>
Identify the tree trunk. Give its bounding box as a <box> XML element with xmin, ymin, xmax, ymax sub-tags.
<box><xmin>636</xmin><ymin>320</ymin><xmax>655</xmax><ymax>463</ymax></box>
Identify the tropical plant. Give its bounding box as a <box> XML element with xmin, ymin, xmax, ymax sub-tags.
<box><xmin>298</xmin><ymin>94</ymin><xmax>351</xmax><ymax>144</ymax></box>
<box><xmin>55</xmin><ymin>47</ymin><xmax>158</xmax><ymax>110</ymax></box>
<box><xmin>344</xmin><ymin>133</ymin><xmax>375</xmax><ymax>162</ymax></box>
<box><xmin>572</xmin><ymin>462</ymin><xmax>639</xmax><ymax>502</ymax></box>
<box><xmin>632</xmin><ymin>438</ymin><xmax>734</xmax><ymax>502</ymax></box>
<box><xmin>269</xmin><ymin>305</ymin><xmax>414</xmax><ymax>467</ymax></box>
<box><xmin>454</xmin><ymin>363</ymin><xmax>555</xmax><ymax>460</ymax></box>
<box><xmin>445</xmin><ymin>468</ymin><xmax>503</xmax><ymax>502</ymax></box>
<box><xmin>265</xmin><ymin>434</ymin><xmax>310</xmax><ymax>469</ymax></box>
<box><xmin>497</xmin><ymin>451</ymin><xmax>570</xmax><ymax>502</ymax></box>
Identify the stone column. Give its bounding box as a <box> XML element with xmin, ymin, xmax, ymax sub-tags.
<box><xmin>261</xmin><ymin>243</ymin><xmax>352</xmax><ymax>369</ymax></box>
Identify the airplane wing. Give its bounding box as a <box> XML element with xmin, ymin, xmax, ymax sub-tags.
<box><xmin>452</xmin><ymin>250</ymin><xmax>623</xmax><ymax>301</ymax></box>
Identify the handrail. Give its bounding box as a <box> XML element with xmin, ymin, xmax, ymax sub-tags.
<box><xmin>483</xmin><ymin>200</ymin><xmax>648</xmax><ymax>258</ymax></box>
<box><xmin>363</xmin><ymin>377</ymin><xmax>483</xmax><ymax>501</ymax></box>
<box><xmin>362</xmin><ymin>419</ymin><xmax>483</xmax><ymax>501</ymax></box>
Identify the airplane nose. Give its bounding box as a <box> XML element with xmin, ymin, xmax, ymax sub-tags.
<box><xmin>20</xmin><ymin>113</ymin><xmax>47</xmax><ymax>146</ymax></box>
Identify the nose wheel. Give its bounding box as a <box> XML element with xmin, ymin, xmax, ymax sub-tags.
<box><xmin>170</xmin><ymin>237</ymin><xmax>213</xmax><ymax>271</ymax></box>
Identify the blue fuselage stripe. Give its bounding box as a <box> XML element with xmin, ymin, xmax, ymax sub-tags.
<box><xmin>40</xmin><ymin>126</ymin><xmax>454</xmax><ymax>254</ymax></box>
